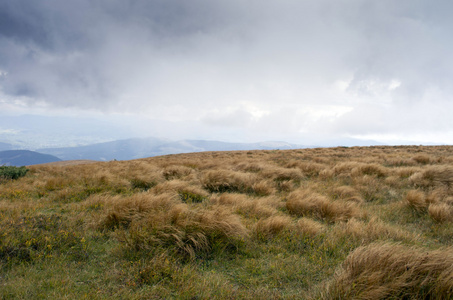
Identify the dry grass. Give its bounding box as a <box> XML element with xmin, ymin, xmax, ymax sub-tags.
<box><xmin>428</xmin><ymin>203</ymin><xmax>453</xmax><ymax>223</ymax></box>
<box><xmin>162</xmin><ymin>165</ymin><xmax>193</xmax><ymax>180</ymax></box>
<box><xmin>201</xmin><ymin>169</ymin><xmax>256</xmax><ymax>193</ymax></box>
<box><xmin>296</xmin><ymin>217</ymin><xmax>325</xmax><ymax>236</ymax></box>
<box><xmin>410</xmin><ymin>165</ymin><xmax>453</xmax><ymax>189</ymax></box>
<box><xmin>210</xmin><ymin>193</ymin><xmax>281</xmax><ymax>219</ymax></box>
<box><xmin>2</xmin><ymin>145</ymin><xmax>453</xmax><ymax>298</ymax></box>
<box><xmin>403</xmin><ymin>187</ymin><xmax>453</xmax><ymax>223</ymax></box>
<box><xmin>412</xmin><ymin>154</ymin><xmax>432</xmax><ymax>164</ymax></box>
<box><xmin>99</xmin><ymin>193</ymin><xmax>179</xmax><ymax>230</ymax></box>
<box><xmin>330</xmin><ymin>218</ymin><xmax>412</xmax><ymax>244</ymax></box>
<box><xmin>404</xmin><ymin>189</ymin><xmax>428</xmax><ymax>212</ymax></box>
<box><xmin>254</xmin><ymin>215</ymin><xmax>293</xmax><ymax>239</ymax></box>
<box><xmin>123</xmin><ymin>205</ymin><xmax>249</xmax><ymax>260</ymax></box>
<box><xmin>318</xmin><ymin>242</ymin><xmax>453</xmax><ymax>299</ymax></box>
<box><xmin>286</xmin><ymin>189</ymin><xmax>361</xmax><ymax>222</ymax></box>
<box><xmin>330</xmin><ymin>186</ymin><xmax>363</xmax><ymax>203</ymax></box>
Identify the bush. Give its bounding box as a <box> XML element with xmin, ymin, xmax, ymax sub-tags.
<box><xmin>0</xmin><ymin>166</ymin><xmax>29</xmax><ymax>181</ymax></box>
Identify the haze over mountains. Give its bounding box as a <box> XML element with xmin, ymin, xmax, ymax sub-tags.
<box><xmin>0</xmin><ymin>113</ymin><xmax>407</xmax><ymax>165</ymax></box>
<box><xmin>0</xmin><ymin>137</ymin><xmax>307</xmax><ymax>166</ymax></box>
<box><xmin>0</xmin><ymin>114</ymin><xmax>417</xmax><ymax>154</ymax></box>
<box><xmin>37</xmin><ymin>138</ymin><xmax>306</xmax><ymax>161</ymax></box>
<box><xmin>1</xmin><ymin>134</ymin><xmax>391</xmax><ymax>166</ymax></box>
<box><xmin>0</xmin><ymin>113</ymin><xmax>390</xmax><ymax>165</ymax></box>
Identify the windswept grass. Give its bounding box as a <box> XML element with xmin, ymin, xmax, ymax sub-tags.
<box><xmin>286</xmin><ymin>189</ymin><xmax>361</xmax><ymax>222</ymax></box>
<box><xmin>1</xmin><ymin>145</ymin><xmax>452</xmax><ymax>298</ymax></box>
<box><xmin>316</xmin><ymin>243</ymin><xmax>453</xmax><ymax>299</ymax></box>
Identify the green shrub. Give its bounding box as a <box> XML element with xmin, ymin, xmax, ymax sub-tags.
<box><xmin>0</xmin><ymin>166</ymin><xmax>29</xmax><ymax>180</ymax></box>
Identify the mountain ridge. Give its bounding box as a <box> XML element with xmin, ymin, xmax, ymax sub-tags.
<box><xmin>0</xmin><ymin>150</ymin><xmax>62</xmax><ymax>166</ymax></box>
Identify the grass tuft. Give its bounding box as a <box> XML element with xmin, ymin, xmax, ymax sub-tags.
<box><xmin>318</xmin><ymin>242</ymin><xmax>453</xmax><ymax>299</ymax></box>
<box><xmin>286</xmin><ymin>189</ymin><xmax>361</xmax><ymax>222</ymax></box>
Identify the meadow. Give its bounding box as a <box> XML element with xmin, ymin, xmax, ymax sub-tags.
<box><xmin>0</xmin><ymin>145</ymin><xmax>452</xmax><ymax>299</ymax></box>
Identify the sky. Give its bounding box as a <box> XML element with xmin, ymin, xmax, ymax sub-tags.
<box><xmin>1</xmin><ymin>0</ymin><xmax>453</xmax><ymax>147</ymax></box>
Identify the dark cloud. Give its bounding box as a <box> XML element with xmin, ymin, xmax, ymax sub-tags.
<box><xmin>0</xmin><ymin>0</ymin><xmax>453</xmax><ymax>143</ymax></box>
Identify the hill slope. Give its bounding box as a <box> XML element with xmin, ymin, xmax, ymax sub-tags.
<box><xmin>0</xmin><ymin>150</ymin><xmax>62</xmax><ymax>166</ymax></box>
<box><xmin>1</xmin><ymin>145</ymin><xmax>452</xmax><ymax>298</ymax></box>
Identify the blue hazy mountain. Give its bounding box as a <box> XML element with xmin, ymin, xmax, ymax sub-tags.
<box><xmin>38</xmin><ymin>137</ymin><xmax>172</xmax><ymax>161</ymax></box>
<box><xmin>38</xmin><ymin>138</ymin><xmax>305</xmax><ymax>161</ymax></box>
<box><xmin>0</xmin><ymin>150</ymin><xmax>62</xmax><ymax>166</ymax></box>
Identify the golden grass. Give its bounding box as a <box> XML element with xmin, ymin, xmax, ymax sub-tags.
<box><xmin>162</xmin><ymin>165</ymin><xmax>193</xmax><ymax>180</ymax></box>
<box><xmin>330</xmin><ymin>185</ymin><xmax>363</xmax><ymax>203</ymax></box>
<box><xmin>99</xmin><ymin>193</ymin><xmax>180</xmax><ymax>230</ymax></box>
<box><xmin>319</xmin><ymin>242</ymin><xmax>453</xmax><ymax>299</ymax></box>
<box><xmin>210</xmin><ymin>193</ymin><xmax>281</xmax><ymax>219</ymax></box>
<box><xmin>123</xmin><ymin>205</ymin><xmax>249</xmax><ymax>260</ymax></box>
<box><xmin>286</xmin><ymin>189</ymin><xmax>361</xmax><ymax>222</ymax></box>
<box><xmin>428</xmin><ymin>203</ymin><xmax>453</xmax><ymax>223</ymax></box>
<box><xmin>404</xmin><ymin>189</ymin><xmax>428</xmax><ymax>212</ymax></box>
<box><xmin>2</xmin><ymin>145</ymin><xmax>453</xmax><ymax>298</ymax></box>
<box><xmin>296</xmin><ymin>217</ymin><xmax>325</xmax><ymax>236</ymax></box>
<box><xmin>330</xmin><ymin>217</ymin><xmax>411</xmax><ymax>244</ymax></box>
<box><xmin>410</xmin><ymin>165</ymin><xmax>453</xmax><ymax>189</ymax></box>
<box><xmin>201</xmin><ymin>169</ymin><xmax>256</xmax><ymax>193</ymax></box>
<box><xmin>254</xmin><ymin>215</ymin><xmax>293</xmax><ymax>239</ymax></box>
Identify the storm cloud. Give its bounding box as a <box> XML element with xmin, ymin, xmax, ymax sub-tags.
<box><xmin>1</xmin><ymin>0</ymin><xmax>453</xmax><ymax>144</ymax></box>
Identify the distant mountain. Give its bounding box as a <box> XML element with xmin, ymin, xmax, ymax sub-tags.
<box><xmin>0</xmin><ymin>150</ymin><xmax>62</xmax><ymax>166</ymax></box>
<box><xmin>0</xmin><ymin>142</ymin><xmax>14</xmax><ymax>151</ymax></box>
<box><xmin>38</xmin><ymin>138</ymin><xmax>305</xmax><ymax>161</ymax></box>
<box><xmin>38</xmin><ymin>137</ymin><xmax>171</xmax><ymax>161</ymax></box>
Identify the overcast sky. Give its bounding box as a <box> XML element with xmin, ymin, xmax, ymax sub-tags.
<box><xmin>1</xmin><ymin>0</ymin><xmax>453</xmax><ymax>145</ymax></box>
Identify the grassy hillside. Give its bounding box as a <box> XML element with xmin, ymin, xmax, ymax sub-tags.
<box><xmin>1</xmin><ymin>146</ymin><xmax>452</xmax><ymax>299</ymax></box>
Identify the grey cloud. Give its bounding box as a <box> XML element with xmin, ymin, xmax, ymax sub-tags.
<box><xmin>1</xmin><ymin>0</ymin><xmax>453</xmax><ymax>143</ymax></box>
<box><xmin>0</xmin><ymin>0</ymin><xmax>251</xmax><ymax>108</ymax></box>
<box><xmin>202</xmin><ymin>109</ymin><xmax>253</xmax><ymax>127</ymax></box>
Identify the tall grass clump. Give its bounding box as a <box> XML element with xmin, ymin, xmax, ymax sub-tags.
<box><xmin>162</xmin><ymin>165</ymin><xmax>193</xmax><ymax>180</ymax></box>
<box><xmin>410</xmin><ymin>166</ymin><xmax>453</xmax><ymax>189</ymax></box>
<box><xmin>99</xmin><ymin>193</ymin><xmax>179</xmax><ymax>230</ymax></box>
<box><xmin>404</xmin><ymin>189</ymin><xmax>428</xmax><ymax>212</ymax></box>
<box><xmin>318</xmin><ymin>242</ymin><xmax>453</xmax><ymax>299</ymax></box>
<box><xmin>123</xmin><ymin>206</ymin><xmax>249</xmax><ymax>260</ymax></box>
<box><xmin>201</xmin><ymin>170</ymin><xmax>255</xmax><ymax>194</ymax></box>
<box><xmin>412</xmin><ymin>154</ymin><xmax>431</xmax><ymax>164</ymax></box>
<box><xmin>100</xmin><ymin>194</ymin><xmax>249</xmax><ymax>260</ymax></box>
<box><xmin>254</xmin><ymin>215</ymin><xmax>293</xmax><ymax>240</ymax></box>
<box><xmin>329</xmin><ymin>218</ymin><xmax>411</xmax><ymax>245</ymax></box>
<box><xmin>296</xmin><ymin>217</ymin><xmax>325</xmax><ymax>237</ymax></box>
<box><xmin>330</xmin><ymin>186</ymin><xmax>363</xmax><ymax>203</ymax></box>
<box><xmin>428</xmin><ymin>203</ymin><xmax>453</xmax><ymax>223</ymax></box>
<box><xmin>210</xmin><ymin>193</ymin><xmax>280</xmax><ymax>219</ymax></box>
<box><xmin>286</xmin><ymin>189</ymin><xmax>361</xmax><ymax>222</ymax></box>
